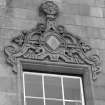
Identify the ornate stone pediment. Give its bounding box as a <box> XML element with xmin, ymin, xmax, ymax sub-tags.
<box><xmin>4</xmin><ymin>1</ymin><xmax>101</xmax><ymax>80</ymax></box>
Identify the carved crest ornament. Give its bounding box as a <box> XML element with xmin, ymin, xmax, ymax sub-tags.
<box><xmin>4</xmin><ymin>1</ymin><xmax>101</xmax><ymax>80</ymax></box>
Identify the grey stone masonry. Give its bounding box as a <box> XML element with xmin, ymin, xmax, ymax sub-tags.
<box><xmin>0</xmin><ymin>0</ymin><xmax>105</xmax><ymax>105</ymax></box>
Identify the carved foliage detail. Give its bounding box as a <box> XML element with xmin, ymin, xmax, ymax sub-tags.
<box><xmin>4</xmin><ymin>1</ymin><xmax>101</xmax><ymax>80</ymax></box>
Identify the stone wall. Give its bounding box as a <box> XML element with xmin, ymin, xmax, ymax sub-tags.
<box><xmin>0</xmin><ymin>0</ymin><xmax>105</xmax><ymax>105</ymax></box>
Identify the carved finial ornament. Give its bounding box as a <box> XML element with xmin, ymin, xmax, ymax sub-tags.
<box><xmin>4</xmin><ymin>1</ymin><xmax>101</xmax><ymax>80</ymax></box>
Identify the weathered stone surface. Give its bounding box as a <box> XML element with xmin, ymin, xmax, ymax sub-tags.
<box><xmin>93</xmin><ymin>73</ymin><xmax>105</xmax><ymax>87</ymax></box>
<box><xmin>100</xmin><ymin>29</ymin><xmax>105</xmax><ymax>39</ymax></box>
<box><xmin>95</xmin><ymin>0</ymin><xmax>105</xmax><ymax>7</ymax></box>
<box><xmin>90</xmin><ymin>7</ymin><xmax>103</xmax><ymax>17</ymax></box>
<box><xmin>6</xmin><ymin>0</ymin><xmax>42</xmax><ymax>10</ymax></box>
<box><xmin>0</xmin><ymin>92</ymin><xmax>18</xmax><ymax>105</ymax></box>
<box><xmin>65</xmin><ymin>25</ymin><xmax>83</xmax><ymax>38</ymax></box>
<box><xmin>0</xmin><ymin>0</ymin><xmax>6</xmax><ymax>7</ymax></box>
<box><xmin>61</xmin><ymin>3</ymin><xmax>80</xmax><ymax>15</ymax></box>
<box><xmin>0</xmin><ymin>38</ymin><xmax>11</xmax><ymax>49</ymax></box>
<box><xmin>59</xmin><ymin>14</ymin><xmax>105</xmax><ymax>28</ymax></box>
<box><xmin>89</xmin><ymin>38</ymin><xmax>105</xmax><ymax>50</ymax></box>
<box><xmin>79</xmin><ymin>4</ymin><xmax>90</xmax><ymax>16</ymax></box>
<box><xmin>0</xmin><ymin>28</ymin><xmax>20</xmax><ymax>39</ymax></box>
<box><xmin>81</xmin><ymin>26</ymin><xmax>100</xmax><ymax>39</ymax></box>
<box><xmin>61</xmin><ymin>3</ymin><xmax>90</xmax><ymax>16</ymax></box>
<box><xmin>99</xmin><ymin>50</ymin><xmax>105</xmax><ymax>74</ymax></box>
<box><xmin>6</xmin><ymin>7</ymin><xmax>37</xmax><ymax>20</ymax></box>
<box><xmin>0</xmin><ymin>63</ymin><xmax>14</xmax><ymax>77</ymax></box>
<box><xmin>76</xmin><ymin>15</ymin><xmax>105</xmax><ymax>28</ymax></box>
<box><xmin>0</xmin><ymin>76</ymin><xmax>17</xmax><ymax>93</ymax></box>
<box><xmin>62</xmin><ymin>0</ymin><xmax>95</xmax><ymax>6</ymax></box>
<box><xmin>95</xmin><ymin>100</ymin><xmax>105</xmax><ymax>105</ymax></box>
<box><xmin>0</xmin><ymin>16</ymin><xmax>37</xmax><ymax>30</ymax></box>
<box><xmin>0</xmin><ymin>0</ymin><xmax>105</xmax><ymax>105</ymax></box>
<box><xmin>94</xmin><ymin>85</ymin><xmax>105</xmax><ymax>100</ymax></box>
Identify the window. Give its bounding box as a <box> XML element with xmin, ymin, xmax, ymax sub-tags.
<box><xmin>23</xmin><ymin>72</ymin><xmax>85</xmax><ymax>105</ymax></box>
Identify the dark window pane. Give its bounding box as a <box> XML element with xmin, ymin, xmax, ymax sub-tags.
<box><xmin>26</xmin><ymin>98</ymin><xmax>44</xmax><ymax>105</ymax></box>
<box><xmin>65</xmin><ymin>101</ymin><xmax>82</xmax><ymax>105</ymax></box>
<box><xmin>46</xmin><ymin>100</ymin><xmax>63</xmax><ymax>105</ymax></box>
<box><xmin>24</xmin><ymin>74</ymin><xmax>43</xmax><ymax>97</ymax></box>
<box><xmin>63</xmin><ymin>77</ymin><xmax>81</xmax><ymax>100</ymax></box>
<box><xmin>44</xmin><ymin>76</ymin><xmax>62</xmax><ymax>99</ymax></box>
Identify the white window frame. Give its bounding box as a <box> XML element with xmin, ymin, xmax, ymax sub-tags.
<box><xmin>23</xmin><ymin>72</ymin><xmax>85</xmax><ymax>105</ymax></box>
<box><xmin>15</xmin><ymin>60</ymin><xmax>95</xmax><ymax>105</ymax></box>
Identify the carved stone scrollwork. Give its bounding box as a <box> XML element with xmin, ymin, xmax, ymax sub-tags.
<box><xmin>4</xmin><ymin>1</ymin><xmax>101</xmax><ymax>80</ymax></box>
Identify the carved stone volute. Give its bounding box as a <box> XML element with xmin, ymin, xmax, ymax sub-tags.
<box><xmin>4</xmin><ymin>1</ymin><xmax>101</xmax><ymax>80</ymax></box>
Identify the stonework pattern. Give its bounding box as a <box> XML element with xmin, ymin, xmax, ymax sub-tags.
<box><xmin>4</xmin><ymin>1</ymin><xmax>101</xmax><ymax>81</ymax></box>
<box><xmin>0</xmin><ymin>0</ymin><xmax>105</xmax><ymax>105</ymax></box>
